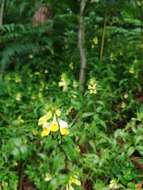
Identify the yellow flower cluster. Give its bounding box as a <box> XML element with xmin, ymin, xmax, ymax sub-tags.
<box><xmin>58</xmin><ymin>73</ymin><xmax>69</xmax><ymax>91</ymax></box>
<box><xmin>92</xmin><ymin>36</ymin><xmax>98</xmax><ymax>48</ymax></box>
<box><xmin>88</xmin><ymin>78</ymin><xmax>97</xmax><ymax>94</ymax></box>
<box><xmin>109</xmin><ymin>179</ymin><xmax>121</xmax><ymax>189</ymax></box>
<box><xmin>66</xmin><ymin>175</ymin><xmax>81</xmax><ymax>190</ymax></box>
<box><xmin>38</xmin><ymin>109</ymin><xmax>69</xmax><ymax>137</ymax></box>
<box><xmin>43</xmin><ymin>173</ymin><xmax>80</xmax><ymax>190</ymax></box>
<box><xmin>44</xmin><ymin>173</ymin><xmax>52</xmax><ymax>182</ymax></box>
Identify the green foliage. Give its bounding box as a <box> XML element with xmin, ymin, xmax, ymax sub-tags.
<box><xmin>0</xmin><ymin>0</ymin><xmax>143</xmax><ymax>190</ymax></box>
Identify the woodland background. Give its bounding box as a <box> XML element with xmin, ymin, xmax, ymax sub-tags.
<box><xmin>0</xmin><ymin>0</ymin><xmax>143</xmax><ymax>190</ymax></box>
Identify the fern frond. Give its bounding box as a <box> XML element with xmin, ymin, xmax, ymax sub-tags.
<box><xmin>0</xmin><ymin>43</ymin><xmax>40</xmax><ymax>71</ymax></box>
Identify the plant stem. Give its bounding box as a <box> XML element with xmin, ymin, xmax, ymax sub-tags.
<box><xmin>100</xmin><ymin>14</ymin><xmax>107</xmax><ymax>63</ymax></box>
<box><xmin>17</xmin><ymin>161</ymin><xmax>24</xmax><ymax>190</ymax></box>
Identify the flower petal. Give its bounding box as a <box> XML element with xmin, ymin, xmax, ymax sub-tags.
<box><xmin>46</xmin><ymin>111</ymin><xmax>52</xmax><ymax>120</ymax></box>
<box><xmin>38</xmin><ymin>111</ymin><xmax>52</xmax><ymax>126</ymax></box>
<box><xmin>70</xmin><ymin>175</ymin><xmax>81</xmax><ymax>186</ymax></box>
<box><xmin>50</xmin><ymin>121</ymin><xmax>59</xmax><ymax>132</ymax></box>
<box><xmin>66</xmin><ymin>184</ymin><xmax>74</xmax><ymax>190</ymax></box>
<box><xmin>44</xmin><ymin>173</ymin><xmax>52</xmax><ymax>181</ymax></box>
<box><xmin>60</xmin><ymin>127</ymin><xmax>69</xmax><ymax>136</ymax></box>
<box><xmin>50</xmin><ymin>115</ymin><xmax>59</xmax><ymax>132</ymax></box>
<box><xmin>59</xmin><ymin>119</ymin><xmax>68</xmax><ymax>128</ymax></box>
<box><xmin>41</xmin><ymin>127</ymin><xmax>50</xmax><ymax>137</ymax></box>
<box><xmin>59</xmin><ymin>119</ymin><xmax>69</xmax><ymax>135</ymax></box>
<box><xmin>38</xmin><ymin>115</ymin><xmax>48</xmax><ymax>126</ymax></box>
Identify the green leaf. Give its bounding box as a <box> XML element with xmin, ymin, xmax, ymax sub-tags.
<box><xmin>127</xmin><ymin>146</ymin><xmax>135</xmax><ymax>157</ymax></box>
<box><xmin>62</xmin><ymin>138</ymin><xmax>77</xmax><ymax>161</ymax></box>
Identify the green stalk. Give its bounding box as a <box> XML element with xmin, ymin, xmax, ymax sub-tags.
<box><xmin>100</xmin><ymin>14</ymin><xmax>107</xmax><ymax>63</ymax></box>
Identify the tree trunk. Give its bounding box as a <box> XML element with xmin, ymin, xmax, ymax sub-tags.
<box><xmin>0</xmin><ymin>0</ymin><xmax>5</xmax><ymax>25</ymax></box>
<box><xmin>78</xmin><ymin>0</ymin><xmax>87</xmax><ymax>91</ymax></box>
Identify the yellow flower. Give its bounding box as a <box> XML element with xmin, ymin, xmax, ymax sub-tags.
<box><xmin>44</xmin><ymin>173</ymin><xmax>52</xmax><ymax>182</ymax></box>
<box><xmin>59</xmin><ymin>119</ymin><xmax>69</xmax><ymax>135</ymax></box>
<box><xmin>41</xmin><ymin>125</ymin><xmax>50</xmax><ymax>137</ymax></box>
<box><xmin>38</xmin><ymin>115</ymin><xmax>49</xmax><ymax>126</ymax></box>
<box><xmin>60</xmin><ymin>127</ymin><xmax>69</xmax><ymax>136</ymax></box>
<box><xmin>39</xmin><ymin>110</ymin><xmax>69</xmax><ymax>137</ymax></box>
<box><xmin>69</xmin><ymin>175</ymin><xmax>81</xmax><ymax>186</ymax></box>
<box><xmin>73</xmin><ymin>80</ymin><xmax>78</xmax><ymax>89</ymax></box>
<box><xmin>66</xmin><ymin>184</ymin><xmax>74</xmax><ymax>190</ymax></box>
<box><xmin>38</xmin><ymin>111</ymin><xmax>52</xmax><ymax>126</ymax></box>
<box><xmin>88</xmin><ymin>78</ymin><xmax>97</xmax><ymax>94</ymax></box>
<box><xmin>49</xmin><ymin>116</ymin><xmax>69</xmax><ymax>135</ymax></box>
<box><xmin>109</xmin><ymin>179</ymin><xmax>120</xmax><ymax>189</ymax></box>
<box><xmin>93</xmin><ymin>36</ymin><xmax>98</xmax><ymax>45</ymax></box>
<box><xmin>59</xmin><ymin>80</ymin><xmax>68</xmax><ymax>91</ymax></box>
<box><xmin>66</xmin><ymin>175</ymin><xmax>81</xmax><ymax>190</ymax></box>
<box><xmin>91</xmin><ymin>36</ymin><xmax>98</xmax><ymax>48</ymax></box>
<box><xmin>58</xmin><ymin>73</ymin><xmax>69</xmax><ymax>91</ymax></box>
<box><xmin>50</xmin><ymin>115</ymin><xmax>59</xmax><ymax>132</ymax></box>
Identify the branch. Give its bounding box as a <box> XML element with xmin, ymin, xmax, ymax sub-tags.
<box><xmin>78</xmin><ymin>0</ymin><xmax>87</xmax><ymax>91</ymax></box>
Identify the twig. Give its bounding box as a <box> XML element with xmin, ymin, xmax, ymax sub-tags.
<box><xmin>70</xmin><ymin>112</ymin><xmax>80</xmax><ymax>128</ymax></box>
